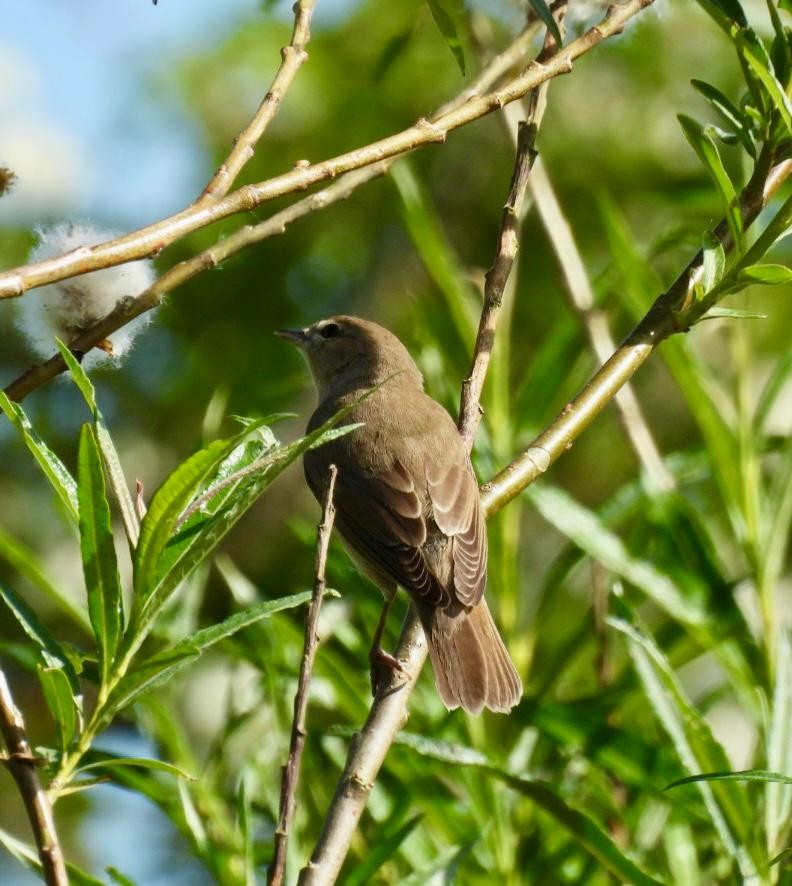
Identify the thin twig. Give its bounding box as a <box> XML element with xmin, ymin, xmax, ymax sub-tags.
<box><xmin>269</xmin><ymin>464</ymin><xmax>338</xmax><ymax>886</ymax></box>
<box><xmin>0</xmin><ymin>0</ymin><xmax>653</xmax><ymax>301</ymax></box>
<box><xmin>458</xmin><ymin>11</ymin><xmax>563</xmax><ymax>449</ymax></box>
<box><xmin>200</xmin><ymin>0</ymin><xmax>317</xmax><ymax>202</ymax></box>
<box><xmin>3</xmin><ymin>10</ymin><xmax>547</xmax><ymax>402</ymax></box>
<box><xmin>0</xmin><ymin>669</ymin><xmax>67</xmax><ymax>886</ymax></box>
<box><xmin>298</xmin><ymin>150</ymin><xmax>792</xmax><ymax>886</ymax></box>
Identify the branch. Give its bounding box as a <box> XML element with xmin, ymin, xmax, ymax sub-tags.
<box><xmin>200</xmin><ymin>0</ymin><xmax>317</xmax><ymax>202</ymax></box>
<box><xmin>0</xmin><ymin>0</ymin><xmax>653</xmax><ymax>300</ymax></box>
<box><xmin>299</xmin><ymin>149</ymin><xmax>792</xmax><ymax>885</ymax></box>
<box><xmin>3</xmin><ymin>10</ymin><xmax>548</xmax><ymax>401</ymax></box>
<box><xmin>0</xmin><ymin>669</ymin><xmax>67</xmax><ymax>886</ymax></box>
<box><xmin>458</xmin><ymin>13</ymin><xmax>562</xmax><ymax>449</ymax></box>
<box><xmin>269</xmin><ymin>464</ymin><xmax>338</xmax><ymax>886</ymax></box>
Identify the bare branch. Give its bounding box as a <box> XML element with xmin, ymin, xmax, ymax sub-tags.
<box><xmin>297</xmin><ymin>615</ymin><xmax>427</xmax><ymax>885</ymax></box>
<box><xmin>269</xmin><ymin>464</ymin><xmax>338</xmax><ymax>886</ymax></box>
<box><xmin>200</xmin><ymin>0</ymin><xmax>317</xmax><ymax>202</ymax></box>
<box><xmin>0</xmin><ymin>669</ymin><xmax>67</xmax><ymax>886</ymax></box>
<box><xmin>0</xmin><ymin>0</ymin><xmax>654</xmax><ymax>301</ymax></box>
<box><xmin>458</xmin><ymin>10</ymin><xmax>563</xmax><ymax>449</ymax></box>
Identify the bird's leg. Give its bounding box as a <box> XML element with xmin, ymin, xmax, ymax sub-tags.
<box><xmin>369</xmin><ymin>595</ymin><xmax>405</xmax><ymax>696</ymax></box>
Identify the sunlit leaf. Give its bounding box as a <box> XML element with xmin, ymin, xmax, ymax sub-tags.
<box><xmin>78</xmin><ymin>423</ymin><xmax>123</xmax><ymax>684</ymax></box>
<box><xmin>0</xmin><ymin>390</ymin><xmax>78</xmax><ymax>525</ymax></box>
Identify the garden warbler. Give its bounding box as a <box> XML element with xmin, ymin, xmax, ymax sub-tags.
<box><xmin>277</xmin><ymin>316</ymin><xmax>522</xmax><ymax>714</ymax></box>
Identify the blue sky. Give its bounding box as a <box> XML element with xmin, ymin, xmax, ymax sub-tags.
<box><xmin>1</xmin><ymin>0</ymin><xmax>279</xmax><ymax>227</ymax></box>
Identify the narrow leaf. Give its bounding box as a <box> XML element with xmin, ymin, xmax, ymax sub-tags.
<box><xmin>0</xmin><ymin>582</ymin><xmax>78</xmax><ymax>680</ymax></box>
<box><xmin>667</xmin><ymin>769</ymin><xmax>792</xmax><ymax>788</ymax></box>
<box><xmin>527</xmin><ymin>483</ymin><xmax>707</xmax><ymax>626</ymax></box>
<box><xmin>527</xmin><ymin>0</ymin><xmax>562</xmax><ymax>45</ymax></box>
<box><xmin>678</xmin><ymin>114</ymin><xmax>742</xmax><ymax>246</ymax></box>
<box><xmin>699</xmin><ymin>307</ymin><xmax>767</xmax><ymax>321</ymax></box>
<box><xmin>76</xmin><ymin>755</ymin><xmax>194</xmax><ymax>780</ymax></box>
<box><xmin>736</xmin><ymin>29</ymin><xmax>792</xmax><ymax>134</ymax></box>
<box><xmin>691</xmin><ymin>79</ymin><xmax>755</xmax><ymax>157</ymax></box>
<box><xmin>0</xmin><ymin>390</ymin><xmax>78</xmax><ymax>524</ymax></box>
<box><xmin>395</xmin><ymin>733</ymin><xmax>662</xmax><ymax>886</ymax></box>
<box><xmin>701</xmin><ymin>230</ymin><xmax>726</xmax><ymax>292</ymax></box>
<box><xmin>0</xmin><ymin>527</ymin><xmax>90</xmax><ymax>631</ymax></box>
<box><xmin>38</xmin><ymin>665</ymin><xmax>78</xmax><ymax>751</ymax></box>
<box><xmin>133</xmin><ymin>424</ymin><xmax>267</xmax><ymax>598</ymax></box>
<box><xmin>78</xmin><ymin>424</ymin><xmax>123</xmax><ymax>684</ymax></box>
<box><xmin>739</xmin><ymin>263</ymin><xmax>792</xmax><ymax>284</ymax></box>
<box><xmin>345</xmin><ymin>815</ymin><xmax>424</xmax><ymax>886</ymax></box>
<box><xmin>57</xmin><ymin>340</ymin><xmax>140</xmax><ymax>548</ymax></box>
<box><xmin>427</xmin><ymin>0</ymin><xmax>466</xmax><ymax>75</ymax></box>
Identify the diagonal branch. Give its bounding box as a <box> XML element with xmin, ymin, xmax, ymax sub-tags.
<box><xmin>0</xmin><ymin>668</ymin><xmax>67</xmax><ymax>886</ymax></box>
<box><xmin>269</xmin><ymin>464</ymin><xmax>338</xmax><ymax>886</ymax></box>
<box><xmin>0</xmin><ymin>0</ymin><xmax>653</xmax><ymax>301</ymax></box>
<box><xmin>200</xmin><ymin>0</ymin><xmax>318</xmax><ymax>202</ymax></box>
<box><xmin>298</xmin><ymin>148</ymin><xmax>792</xmax><ymax>886</ymax></box>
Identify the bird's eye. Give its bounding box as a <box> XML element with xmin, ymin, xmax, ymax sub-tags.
<box><xmin>320</xmin><ymin>322</ymin><xmax>341</xmax><ymax>339</ymax></box>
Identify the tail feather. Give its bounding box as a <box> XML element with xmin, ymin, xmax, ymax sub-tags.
<box><xmin>418</xmin><ymin>599</ymin><xmax>522</xmax><ymax>715</ymax></box>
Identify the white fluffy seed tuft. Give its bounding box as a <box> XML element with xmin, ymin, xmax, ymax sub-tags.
<box><xmin>15</xmin><ymin>222</ymin><xmax>156</xmax><ymax>369</ymax></box>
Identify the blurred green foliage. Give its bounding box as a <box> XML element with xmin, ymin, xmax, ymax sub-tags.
<box><xmin>1</xmin><ymin>0</ymin><xmax>792</xmax><ymax>883</ymax></box>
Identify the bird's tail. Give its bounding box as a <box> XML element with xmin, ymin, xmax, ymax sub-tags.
<box><xmin>417</xmin><ymin>599</ymin><xmax>522</xmax><ymax>715</ymax></box>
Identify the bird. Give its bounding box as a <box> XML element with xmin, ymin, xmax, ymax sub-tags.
<box><xmin>276</xmin><ymin>315</ymin><xmax>522</xmax><ymax>714</ymax></box>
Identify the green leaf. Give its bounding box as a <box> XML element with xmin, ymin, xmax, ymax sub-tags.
<box><xmin>133</xmin><ymin>423</ymin><xmax>267</xmax><ymax>599</ymax></box>
<box><xmin>527</xmin><ymin>483</ymin><xmax>708</xmax><ymax>626</ymax></box>
<box><xmin>609</xmin><ymin>611</ymin><xmax>758</xmax><ymax>873</ymax></box>
<box><xmin>678</xmin><ymin>115</ymin><xmax>742</xmax><ymax>246</ymax></box>
<box><xmin>374</xmin><ymin>27</ymin><xmax>415</xmax><ymax>82</ymax></box>
<box><xmin>426</xmin><ymin>0</ymin><xmax>466</xmax><ymax>75</ymax></box>
<box><xmin>736</xmin><ymin>29</ymin><xmax>792</xmax><ymax>134</ymax></box>
<box><xmin>345</xmin><ymin>814</ymin><xmax>424</xmax><ymax>886</ymax></box>
<box><xmin>739</xmin><ymin>263</ymin><xmax>792</xmax><ymax>284</ymax></box>
<box><xmin>701</xmin><ymin>230</ymin><xmax>726</xmax><ymax>292</ymax></box>
<box><xmin>0</xmin><ymin>390</ymin><xmax>78</xmax><ymax>524</ymax></box>
<box><xmin>667</xmin><ymin>770</ymin><xmax>792</xmax><ymax>789</ymax></box>
<box><xmin>698</xmin><ymin>307</ymin><xmax>767</xmax><ymax>321</ymax></box>
<box><xmin>527</xmin><ymin>0</ymin><xmax>562</xmax><ymax>46</ymax></box>
<box><xmin>694</xmin><ymin>0</ymin><xmax>748</xmax><ymax>29</ymax></box>
<box><xmin>76</xmin><ymin>754</ymin><xmax>194</xmax><ymax>780</ymax></box>
<box><xmin>78</xmin><ymin>424</ymin><xmax>123</xmax><ymax>685</ymax></box>
<box><xmin>395</xmin><ymin>733</ymin><xmax>663</xmax><ymax>886</ymax></box>
<box><xmin>0</xmin><ymin>582</ymin><xmax>79</xmax><ymax>682</ymax></box>
<box><xmin>106</xmin><ymin>867</ymin><xmax>137</xmax><ymax>886</ymax></box>
<box><xmin>38</xmin><ymin>665</ymin><xmax>78</xmax><ymax>751</ymax></box>
<box><xmin>132</xmin><ymin>409</ymin><xmax>360</xmax><ymax>641</ymax></box>
<box><xmin>111</xmin><ymin>590</ymin><xmax>317</xmax><ymax>711</ymax></box>
<box><xmin>691</xmin><ymin>79</ymin><xmax>755</xmax><ymax>157</ymax></box>
<box><xmin>0</xmin><ymin>526</ymin><xmax>90</xmax><ymax>631</ymax></box>
<box><xmin>57</xmin><ymin>340</ymin><xmax>141</xmax><ymax>548</ymax></box>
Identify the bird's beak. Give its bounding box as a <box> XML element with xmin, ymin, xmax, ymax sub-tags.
<box><xmin>275</xmin><ymin>327</ymin><xmax>308</xmax><ymax>347</ymax></box>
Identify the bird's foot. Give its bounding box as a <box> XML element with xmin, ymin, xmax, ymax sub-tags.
<box><xmin>369</xmin><ymin>646</ymin><xmax>405</xmax><ymax>696</ymax></box>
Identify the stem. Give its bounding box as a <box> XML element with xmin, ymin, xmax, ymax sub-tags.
<box><xmin>269</xmin><ymin>465</ymin><xmax>338</xmax><ymax>886</ymax></box>
<box><xmin>0</xmin><ymin>669</ymin><xmax>68</xmax><ymax>885</ymax></box>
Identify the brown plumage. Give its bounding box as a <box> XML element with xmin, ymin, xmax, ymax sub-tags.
<box><xmin>277</xmin><ymin>315</ymin><xmax>522</xmax><ymax>714</ymax></box>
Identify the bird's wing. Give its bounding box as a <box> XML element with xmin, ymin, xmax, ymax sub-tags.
<box><xmin>426</xmin><ymin>458</ymin><xmax>487</xmax><ymax>608</ymax></box>
<box><xmin>305</xmin><ymin>444</ymin><xmax>484</xmax><ymax>610</ymax></box>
